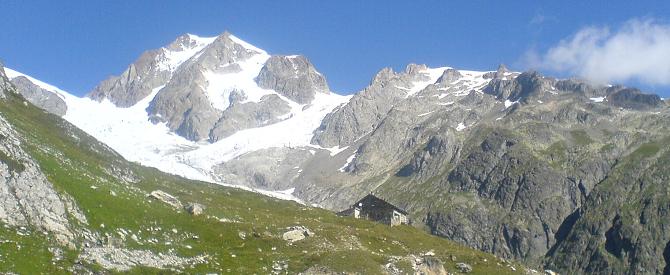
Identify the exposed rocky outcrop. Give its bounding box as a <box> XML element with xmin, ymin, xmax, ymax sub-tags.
<box><xmin>282</xmin><ymin>226</ymin><xmax>314</xmax><ymax>243</ymax></box>
<box><xmin>10</xmin><ymin>76</ymin><xmax>67</xmax><ymax>115</ymax></box>
<box><xmin>146</xmin><ymin>33</ymin><xmax>313</xmax><ymax>141</ymax></box>
<box><xmin>256</xmin><ymin>55</ymin><xmax>330</xmax><ymax>104</ymax></box>
<box><xmin>185</xmin><ymin>202</ymin><xmax>204</xmax><ymax>216</ymax></box>
<box><xmin>544</xmin><ymin>139</ymin><xmax>670</xmax><ymax>274</ymax></box>
<box><xmin>146</xmin><ymin>32</ymin><xmax>258</xmax><ymax>141</ymax></box>
<box><xmin>483</xmin><ymin>71</ymin><xmax>555</xmax><ymax>102</ymax></box>
<box><xmin>311</xmin><ymin>65</ymin><xmax>435</xmax><ymax>148</ymax></box>
<box><xmin>483</xmin><ymin>64</ymin><xmax>510</xmax><ymax>79</ymax></box>
<box><xmin>147</xmin><ymin>63</ymin><xmax>219</xmax><ymax>141</ymax></box>
<box><xmin>425</xmin><ymin>130</ymin><xmax>578</xmax><ymax>264</ymax></box>
<box><xmin>415</xmin><ymin>256</ymin><xmax>448</xmax><ymax>274</ymax></box>
<box><xmin>209</xmin><ymin>93</ymin><xmax>291</xmax><ymax>141</ymax></box>
<box><xmin>0</xmin><ymin>63</ymin><xmax>14</xmax><ymax>96</ymax></box>
<box><xmin>148</xmin><ymin>190</ymin><xmax>183</xmax><ymax>209</ymax></box>
<box><xmin>0</xmin><ymin>114</ymin><xmax>80</xmax><ymax>247</ymax></box>
<box><xmin>88</xmin><ymin>48</ymin><xmax>169</xmax><ymax>107</ymax></box>
<box><xmin>213</xmin><ymin>146</ymin><xmax>314</xmax><ymax>190</ymax></box>
<box><xmin>455</xmin><ymin>262</ymin><xmax>472</xmax><ymax>273</ymax></box>
<box><xmin>88</xmin><ymin>34</ymin><xmax>212</xmax><ymax>107</ymax></box>
<box><xmin>79</xmin><ymin>247</ymin><xmax>208</xmax><ymax>272</ymax></box>
<box><xmin>435</xmin><ymin>68</ymin><xmax>463</xmax><ymax>84</ymax></box>
<box><xmin>605</xmin><ymin>87</ymin><xmax>664</xmax><ymax>110</ymax></box>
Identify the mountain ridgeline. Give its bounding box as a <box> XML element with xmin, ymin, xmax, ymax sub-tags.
<box><xmin>4</xmin><ymin>32</ymin><xmax>670</xmax><ymax>274</ymax></box>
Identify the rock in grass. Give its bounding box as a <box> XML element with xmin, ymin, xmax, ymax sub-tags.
<box><xmin>147</xmin><ymin>190</ymin><xmax>182</xmax><ymax>209</ymax></box>
<box><xmin>456</xmin><ymin>262</ymin><xmax>472</xmax><ymax>273</ymax></box>
<box><xmin>416</xmin><ymin>255</ymin><xmax>447</xmax><ymax>275</ymax></box>
<box><xmin>184</xmin><ymin>202</ymin><xmax>204</xmax><ymax>216</ymax></box>
<box><xmin>282</xmin><ymin>226</ymin><xmax>314</xmax><ymax>243</ymax></box>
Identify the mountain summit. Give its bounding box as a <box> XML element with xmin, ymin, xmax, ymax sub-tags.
<box><xmin>87</xmin><ymin>32</ymin><xmax>336</xmax><ymax>142</ymax></box>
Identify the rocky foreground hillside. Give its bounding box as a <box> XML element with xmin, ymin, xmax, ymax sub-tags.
<box><xmin>5</xmin><ymin>31</ymin><xmax>670</xmax><ymax>274</ymax></box>
<box><xmin>0</xmin><ymin>65</ymin><xmax>523</xmax><ymax>274</ymax></box>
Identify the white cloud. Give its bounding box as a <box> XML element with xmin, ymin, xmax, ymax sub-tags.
<box><xmin>528</xmin><ymin>19</ymin><xmax>670</xmax><ymax>86</ymax></box>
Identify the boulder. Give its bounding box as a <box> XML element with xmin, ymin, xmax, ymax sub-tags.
<box><xmin>184</xmin><ymin>203</ymin><xmax>204</xmax><ymax>216</ymax></box>
<box><xmin>415</xmin><ymin>255</ymin><xmax>447</xmax><ymax>275</ymax></box>
<box><xmin>282</xmin><ymin>226</ymin><xmax>314</xmax><ymax>243</ymax></box>
<box><xmin>456</xmin><ymin>262</ymin><xmax>472</xmax><ymax>273</ymax></box>
<box><xmin>147</xmin><ymin>190</ymin><xmax>182</xmax><ymax>209</ymax></box>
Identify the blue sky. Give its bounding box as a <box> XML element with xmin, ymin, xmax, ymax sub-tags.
<box><xmin>2</xmin><ymin>1</ymin><xmax>669</xmax><ymax>96</ymax></box>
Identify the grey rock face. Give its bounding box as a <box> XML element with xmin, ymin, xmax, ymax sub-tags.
<box><xmin>148</xmin><ymin>190</ymin><xmax>183</xmax><ymax>209</ymax></box>
<box><xmin>0</xmin><ymin>62</ymin><xmax>13</xmax><ymax>96</ymax></box>
<box><xmin>209</xmin><ymin>94</ymin><xmax>290</xmax><ymax>141</ymax></box>
<box><xmin>88</xmin><ymin>34</ymin><xmax>210</xmax><ymax>107</ymax></box>
<box><xmin>396</xmin><ymin>133</ymin><xmax>459</xmax><ymax>179</ymax></box>
<box><xmin>10</xmin><ymin>76</ymin><xmax>67</xmax><ymax>116</ymax></box>
<box><xmin>193</xmin><ymin>32</ymin><xmax>259</xmax><ymax>73</ymax></box>
<box><xmin>147</xmin><ymin>32</ymin><xmax>269</xmax><ymax>141</ymax></box>
<box><xmin>79</xmin><ymin>247</ymin><xmax>208</xmax><ymax>272</ymax></box>
<box><xmin>554</xmin><ymin>79</ymin><xmax>601</xmax><ymax>97</ymax></box>
<box><xmin>214</xmin><ymin>147</ymin><xmax>313</xmax><ymax>190</ymax></box>
<box><xmin>256</xmin><ymin>55</ymin><xmax>330</xmax><ymax>104</ymax></box>
<box><xmin>483</xmin><ymin>71</ymin><xmax>555</xmax><ymax>102</ymax></box>
<box><xmin>0</xmin><ymin>115</ymin><xmax>81</xmax><ymax>247</ymax></box>
<box><xmin>184</xmin><ymin>203</ymin><xmax>205</xmax><ymax>216</ymax></box>
<box><xmin>88</xmin><ymin>49</ymin><xmax>169</xmax><ymax>107</ymax></box>
<box><xmin>543</xmin><ymin>136</ymin><xmax>670</xmax><ymax>274</ymax></box>
<box><xmin>311</xmin><ymin>65</ymin><xmax>437</xmax><ymax>148</ymax></box>
<box><xmin>427</xmin><ymin>130</ymin><xmax>578</xmax><ymax>263</ymax></box>
<box><xmin>89</xmin><ymin>32</ymin><xmax>337</xmax><ymax>142</ymax></box>
<box><xmin>605</xmin><ymin>87</ymin><xmax>664</xmax><ymax>110</ymax></box>
<box><xmin>435</xmin><ymin>68</ymin><xmax>462</xmax><ymax>84</ymax></box>
<box><xmin>282</xmin><ymin>226</ymin><xmax>314</xmax><ymax>243</ymax></box>
<box><xmin>343</xmin><ymin>89</ymin><xmax>494</xmax><ymax>178</ymax></box>
<box><xmin>455</xmin><ymin>262</ymin><xmax>472</xmax><ymax>273</ymax></box>
<box><xmin>415</xmin><ymin>256</ymin><xmax>448</xmax><ymax>275</ymax></box>
<box><xmin>404</xmin><ymin>63</ymin><xmax>430</xmax><ymax>81</ymax></box>
<box><xmin>483</xmin><ymin>64</ymin><xmax>510</xmax><ymax>79</ymax></box>
<box><xmin>148</xmin><ymin>65</ymin><xmax>219</xmax><ymax>141</ymax></box>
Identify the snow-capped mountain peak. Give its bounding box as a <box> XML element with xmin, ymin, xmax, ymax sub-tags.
<box><xmin>1</xmin><ymin>32</ymin><xmax>353</xmax><ymax>202</ymax></box>
<box><xmin>157</xmin><ymin>33</ymin><xmax>216</xmax><ymax>72</ymax></box>
<box><xmin>227</xmin><ymin>33</ymin><xmax>267</xmax><ymax>55</ymax></box>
